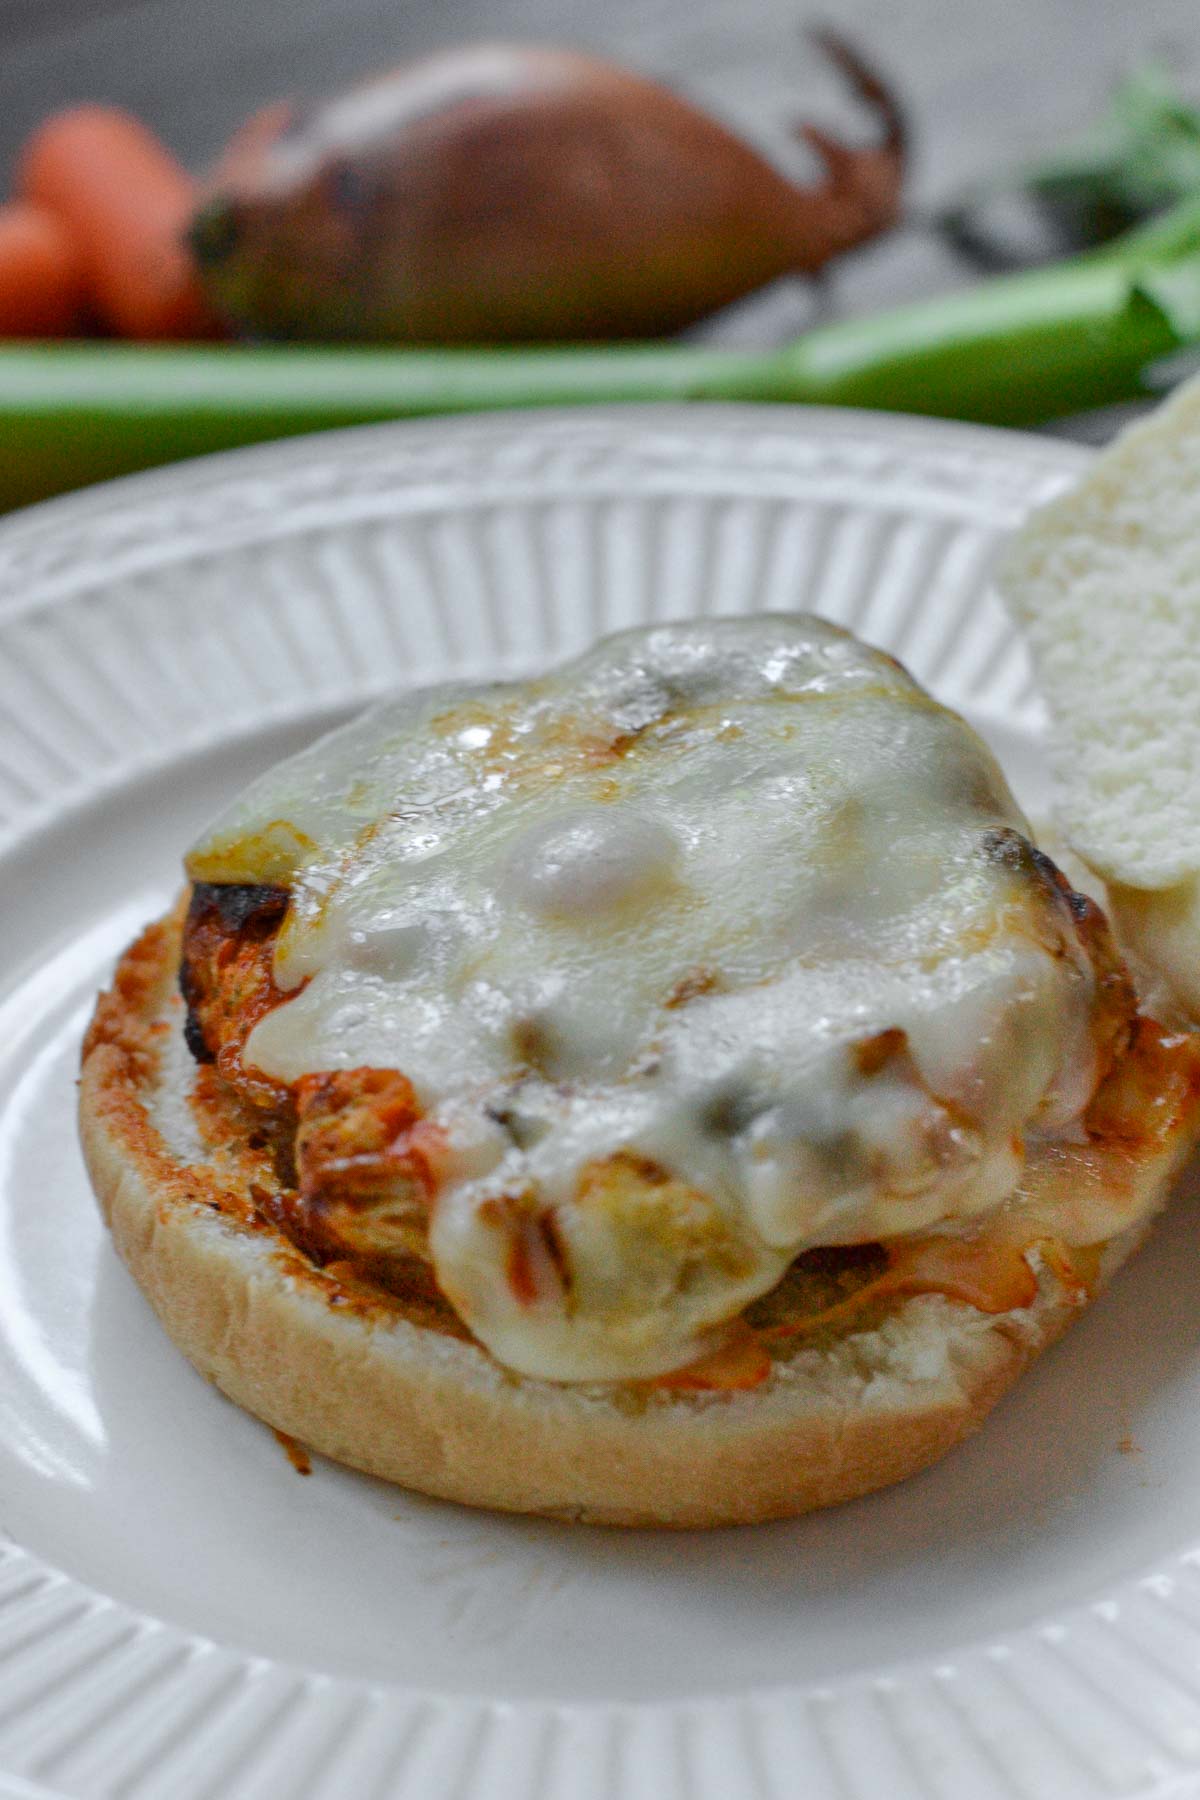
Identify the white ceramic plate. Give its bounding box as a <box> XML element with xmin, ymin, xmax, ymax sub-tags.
<box><xmin>3</xmin><ymin>406</ymin><xmax>1200</xmax><ymax>1800</ymax></box>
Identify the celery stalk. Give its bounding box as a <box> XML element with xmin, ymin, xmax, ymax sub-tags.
<box><xmin>3</xmin><ymin>199</ymin><xmax>1200</xmax><ymax>510</ymax></box>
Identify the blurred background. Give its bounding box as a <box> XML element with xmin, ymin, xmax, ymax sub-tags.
<box><xmin>2</xmin><ymin>0</ymin><xmax>1196</xmax><ymax>358</ymax></box>
<box><xmin>2</xmin><ymin>0</ymin><xmax>1200</xmax><ymax>510</ymax></box>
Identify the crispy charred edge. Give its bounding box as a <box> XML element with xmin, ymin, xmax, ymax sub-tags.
<box><xmin>982</xmin><ymin>826</ymin><xmax>1137</xmax><ymax>1082</ymax></box>
<box><xmin>180</xmin><ymin>880</ymin><xmax>290</xmax><ymax>1057</ymax></box>
<box><xmin>180</xmin><ymin>880</ymin><xmax>292</xmax><ymax>1096</ymax></box>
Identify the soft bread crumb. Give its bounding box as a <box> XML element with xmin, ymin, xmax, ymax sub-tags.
<box><xmin>998</xmin><ymin>372</ymin><xmax>1200</xmax><ymax>1015</ymax></box>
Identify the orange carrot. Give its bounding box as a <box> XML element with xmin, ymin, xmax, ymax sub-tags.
<box><xmin>17</xmin><ymin>105</ymin><xmax>225</xmax><ymax>340</ymax></box>
<box><xmin>0</xmin><ymin>203</ymin><xmax>86</xmax><ymax>336</ymax></box>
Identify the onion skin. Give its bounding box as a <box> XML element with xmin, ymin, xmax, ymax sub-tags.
<box><xmin>191</xmin><ymin>35</ymin><xmax>906</xmax><ymax>345</ymax></box>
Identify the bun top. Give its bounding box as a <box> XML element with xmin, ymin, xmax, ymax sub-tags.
<box><xmin>1000</xmin><ymin>375</ymin><xmax>1200</xmax><ymax>893</ymax></box>
<box><xmin>187</xmin><ymin>616</ymin><xmax>1114</xmax><ymax>1381</ymax></box>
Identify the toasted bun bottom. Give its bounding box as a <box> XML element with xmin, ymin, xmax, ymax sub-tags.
<box><xmin>78</xmin><ymin>909</ymin><xmax>1187</xmax><ymax>1528</ymax></box>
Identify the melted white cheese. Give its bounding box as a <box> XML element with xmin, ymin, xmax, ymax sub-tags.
<box><xmin>188</xmin><ymin>617</ymin><xmax>1103</xmax><ymax>1381</ymax></box>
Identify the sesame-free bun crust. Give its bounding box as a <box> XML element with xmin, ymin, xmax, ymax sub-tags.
<box><xmin>79</xmin><ymin>905</ymin><xmax>1198</xmax><ymax>1529</ymax></box>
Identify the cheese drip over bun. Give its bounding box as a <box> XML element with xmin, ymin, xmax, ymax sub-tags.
<box><xmin>187</xmin><ymin>616</ymin><xmax>1110</xmax><ymax>1381</ymax></box>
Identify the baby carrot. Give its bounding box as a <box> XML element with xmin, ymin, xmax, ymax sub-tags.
<box><xmin>0</xmin><ymin>202</ymin><xmax>86</xmax><ymax>335</ymax></box>
<box><xmin>17</xmin><ymin>105</ymin><xmax>225</xmax><ymax>340</ymax></box>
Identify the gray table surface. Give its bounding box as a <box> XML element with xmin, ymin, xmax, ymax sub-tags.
<box><xmin>1</xmin><ymin>0</ymin><xmax>1198</xmax><ymax>443</ymax></box>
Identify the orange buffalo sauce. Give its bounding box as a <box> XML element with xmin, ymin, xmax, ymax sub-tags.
<box><xmin>648</xmin><ymin>1234</ymin><xmax>1077</xmax><ymax>1395</ymax></box>
<box><xmin>652</xmin><ymin>1319</ymin><xmax>772</xmax><ymax>1392</ymax></box>
<box><xmin>758</xmin><ymin>1233</ymin><xmax>1044</xmax><ymax>1347</ymax></box>
<box><xmin>272</xmin><ymin>1430</ymin><xmax>312</xmax><ymax>1475</ymax></box>
<box><xmin>883</xmin><ymin>1234</ymin><xmax>1042</xmax><ymax>1313</ymax></box>
<box><xmin>293</xmin><ymin>1067</ymin><xmax>438</xmax><ymax>1206</ymax></box>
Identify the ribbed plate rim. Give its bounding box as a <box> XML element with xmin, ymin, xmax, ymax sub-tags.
<box><xmin>6</xmin><ymin>404</ymin><xmax>1198</xmax><ymax>1800</ymax></box>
